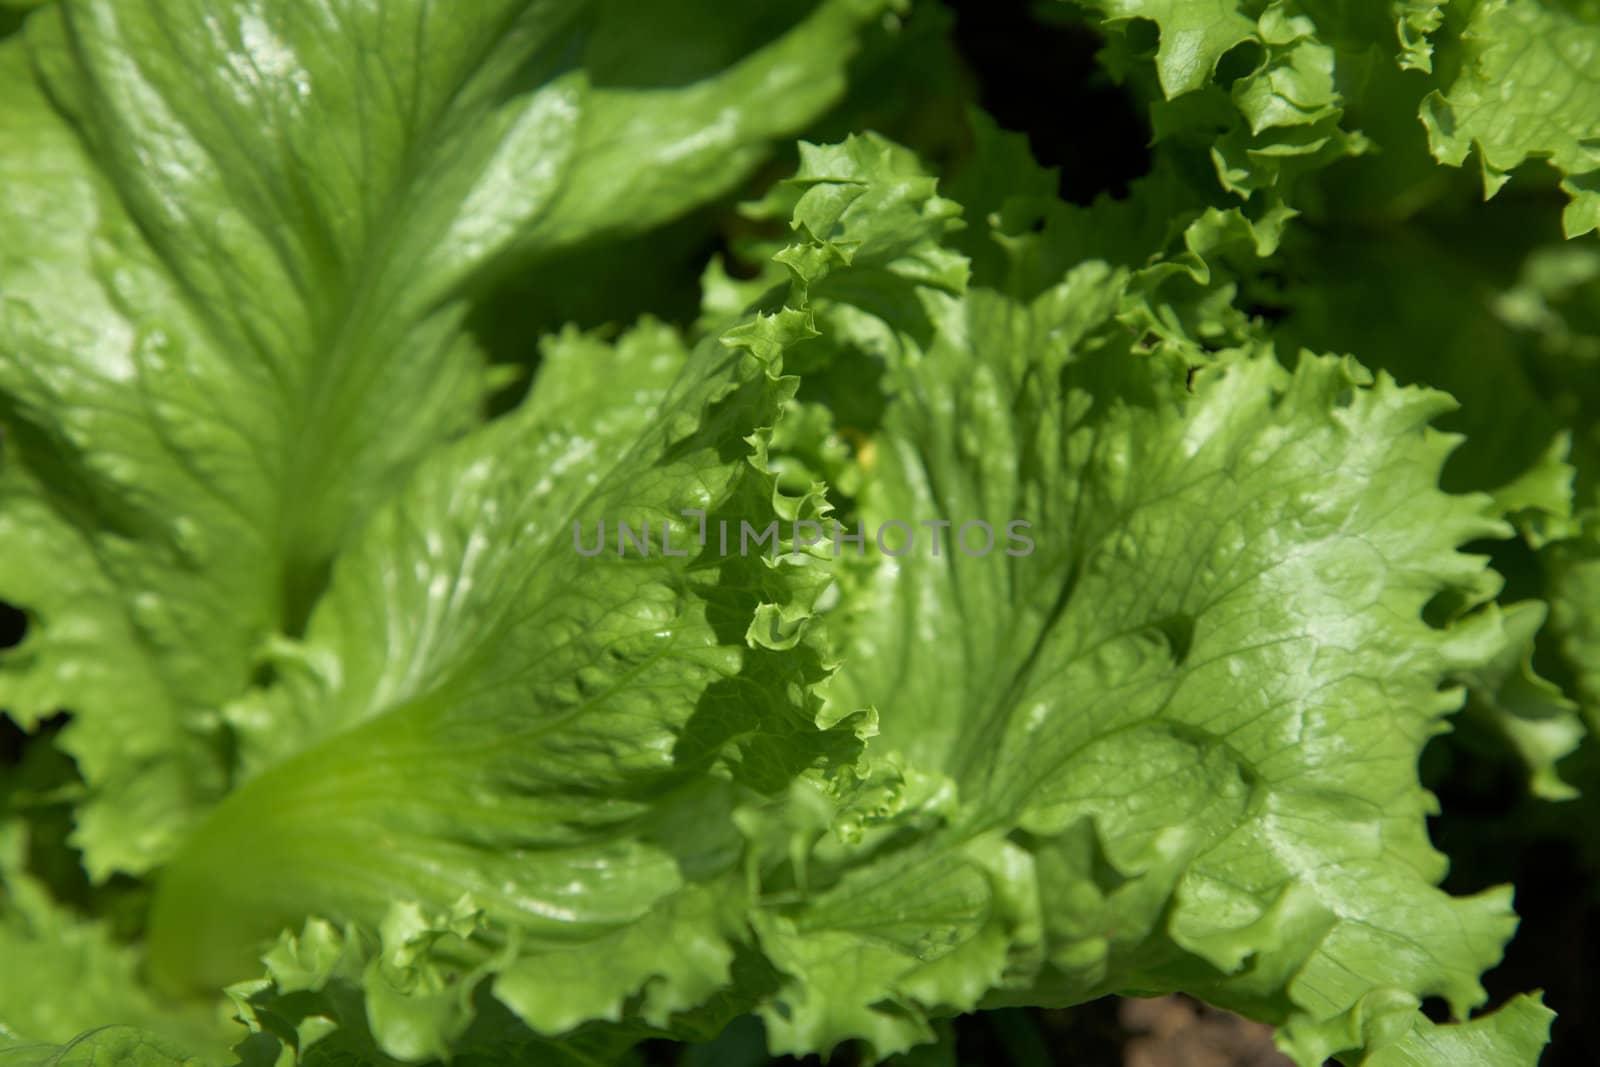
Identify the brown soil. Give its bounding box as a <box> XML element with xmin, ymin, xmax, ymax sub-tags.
<box><xmin>1119</xmin><ymin>997</ymin><xmax>1296</xmax><ymax>1067</ymax></box>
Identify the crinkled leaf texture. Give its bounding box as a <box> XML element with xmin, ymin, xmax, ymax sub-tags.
<box><xmin>1359</xmin><ymin>992</ymin><xmax>1554</xmax><ymax>1067</ymax></box>
<box><xmin>141</xmin><ymin>291</ymin><xmax>863</xmax><ymax>1041</ymax></box>
<box><xmin>1004</xmin><ymin>0</ymin><xmax>1600</xmax><ymax>799</ymax></box>
<box><xmin>6</xmin><ymin>118</ymin><xmax>1558</xmax><ymax>1066</ymax></box>
<box><xmin>0</xmin><ymin>822</ymin><xmax>232</xmax><ymax>1059</ymax></box>
<box><xmin>1421</xmin><ymin>0</ymin><xmax>1600</xmax><ymax>237</ymax></box>
<box><xmin>1252</xmin><ymin>222</ymin><xmax>1594</xmax><ymax>797</ymax></box>
<box><xmin>727</xmin><ymin>134</ymin><xmax>1548</xmax><ymax>1064</ymax></box>
<box><xmin>0</xmin><ymin>0</ymin><xmax>887</xmax><ymax>880</ymax></box>
<box><xmin>1063</xmin><ymin>0</ymin><xmax>1600</xmax><ymax>239</ymax></box>
<box><xmin>0</xmin><ymin>2</ymin><xmax>1569</xmax><ymax>1063</ymax></box>
<box><xmin>8</xmin><ymin>268</ymin><xmax>859</xmax><ymax>1061</ymax></box>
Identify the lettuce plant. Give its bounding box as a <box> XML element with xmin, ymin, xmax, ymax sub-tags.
<box><xmin>0</xmin><ymin>1</ymin><xmax>1596</xmax><ymax>1065</ymax></box>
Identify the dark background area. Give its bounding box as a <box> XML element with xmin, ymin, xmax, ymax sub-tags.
<box><xmin>944</xmin><ymin>0</ymin><xmax>1148</xmax><ymax>204</ymax></box>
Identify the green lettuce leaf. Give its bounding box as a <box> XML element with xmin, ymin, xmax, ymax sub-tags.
<box><xmin>0</xmin><ymin>819</ymin><xmax>229</xmax><ymax>1055</ymax></box>
<box><xmin>0</xmin><ymin>0</ymin><xmax>888</xmax><ymax>879</ymax></box>
<box><xmin>1058</xmin><ymin>0</ymin><xmax>1372</xmax><ymax>213</ymax></box>
<box><xmin>1421</xmin><ymin>0</ymin><xmax>1600</xmax><ymax>237</ymax></box>
<box><xmin>1552</xmin><ymin>523</ymin><xmax>1600</xmax><ymax>729</ymax></box>
<box><xmin>0</xmin><ymin>1</ymin><xmax>1586</xmax><ymax>1059</ymax></box>
<box><xmin>0</xmin><ymin>1029</ymin><xmax>209</xmax><ymax>1067</ymax></box>
<box><xmin>1242</xmin><ymin>217</ymin><xmax>1593</xmax><ymax>794</ymax></box>
<box><xmin>1060</xmin><ymin>0</ymin><xmax>1600</xmax><ymax>248</ymax></box>
<box><xmin>1359</xmin><ymin>992</ymin><xmax>1554</xmax><ymax>1067</ymax></box>
<box><xmin>739</xmin><ymin>135</ymin><xmax>1545</xmax><ymax>1065</ymax></box>
<box><xmin>143</xmin><ymin>299</ymin><xmax>860</xmax><ymax>1057</ymax></box>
